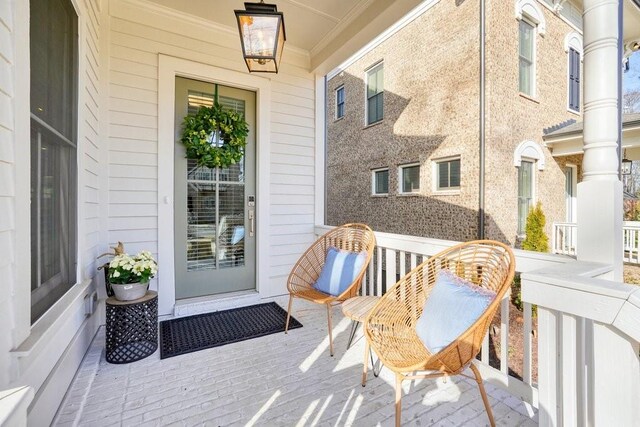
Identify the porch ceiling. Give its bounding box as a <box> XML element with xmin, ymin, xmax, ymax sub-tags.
<box><xmin>141</xmin><ymin>0</ymin><xmax>424</xmax><ymax>73</ymax></box>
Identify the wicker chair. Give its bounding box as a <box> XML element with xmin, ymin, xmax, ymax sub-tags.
<box><xmin>364</xmin><ymin>240</ymin><xmax>515</xmax><ymax>427</ymax></box>
<box><xmin>284</xmin><ymin>224</ymin><xmax>376</xmax><ymax>356</ymax></box>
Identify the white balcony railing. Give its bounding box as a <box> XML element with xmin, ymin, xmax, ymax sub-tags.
<box><xmin>522</xmin><ymin>263</ymin><xmax>640</xmax><ymax>425</ymax></box>
<box><xmin>315</xmin><ymin>225</ymin><xmax>575</xmax><ymax>411</ymax></box>
<box><xmin>552</xmin><ymin>221</ymin><xmax>640</xmax><ymax>263</ymax></box>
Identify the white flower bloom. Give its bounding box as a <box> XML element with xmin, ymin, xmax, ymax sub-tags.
<box><xmin>112</xmin><ymin>270</ymin><xmax>121</xmax><ymax>278</ymax></box>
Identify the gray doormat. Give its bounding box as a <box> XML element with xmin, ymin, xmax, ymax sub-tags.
<box><xmin>159</xmin><ymin>302</ymin><xmax>302</xmax><ymax>359</ymax></box>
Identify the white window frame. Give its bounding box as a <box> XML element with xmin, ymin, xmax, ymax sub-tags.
<box><xmin>335</xmin><ymin>85</ymin><xmax>345</xmax><ymax>120</ymax></box>
<box><xmin>398</xmin><ymin>163</ymin><xmax>421</xmax><ymax>195</ymax></box>
<box><xmin>515</xmin><ymin>0</ymin><xmax>545</xmax><ymax>99</ymax></box>
<box><xmin>564</xmin><ymin>32</ymin><xmax>583</xmax><ymax>114</ymax></box>
<box><xmin>371</xmin><ymin>167</ymin><xmax>389</xmax><ymax>196</ymax></box>
<box><xmin>517</xmin><ymin>158</ymin><xmax>536</xmax><ymax>237</ymax></box>
<box><xmin>432</xmin><ymin>156</ymin><xmax>461</xmax><ymax>195</ymax></box>
<box><xmin>518</xmin><ymin>17</ymin><xmax>537</xmax><ymax>98</ymax></box>
<box><xmin>365</xmin><ymin>61</ymin><xmax>384</xmax><ymax>126</ymax></box>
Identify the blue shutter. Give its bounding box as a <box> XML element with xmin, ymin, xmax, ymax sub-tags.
<box><xmin>569</xmin><ymin>48</ymin><xmax>580</xmax><ymax>112</ymax></box>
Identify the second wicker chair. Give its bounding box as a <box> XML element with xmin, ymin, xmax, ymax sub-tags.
<box><xmin>284</xmin><ymin>224</ymin><xmax>376</xmax><ymax>356</ymax></box>
<box><xmin>364</xmin><ymin>240</ymin><xmax>515</xmax><ymax>427</ymax></box>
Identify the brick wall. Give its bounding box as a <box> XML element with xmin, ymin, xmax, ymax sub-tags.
<box><xmin>326</xmin><ymin>0</ymin><xmax>583</xmax><ymax>246</ymax></box>
<box><xmin>327</xmin><ymin>0</ymin><xmax>482</xmax><ymax>242</ymax></box>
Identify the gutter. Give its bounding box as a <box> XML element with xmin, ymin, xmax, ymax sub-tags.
<box><xmin>543</xmin><ymin>120</ymin><xmax>640</xmax><ymax>141</ymax></box>
<box><xmin>478</xmin><ymin>0</ymin><xmax>486</xmax><ymax>239</ymax></box>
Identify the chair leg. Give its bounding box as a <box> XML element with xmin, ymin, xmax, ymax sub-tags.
<box><xmin>362</xmin><ymin>339</ymin><xmax>370</xmax><ymax>386</ymax></box>
<box><xmin>326</xmin><ymin>303</ymin><xmax>334</xmax><ymax>357</ymax></box>
<box><xmin>470</xmin><ymin>362</ymin><xmax>495</xmax><ymax>427</ymax></box>
<box><xmin>371</xmin><ymin>349</ymin><xmax>381</xmax><ymax>377</ymax></box>
<box><xmin>347</xmin><ymin>320</ymin><xmax>359</xmax><ymax>349</ymax></box>
<box><xmin>285</xmin><ymin>295</ymin><xmax>293</xmax><ymax>334</ymax></box>
<box><xmin>395</xmin><ymin>374</ymin><xmax>403</xmax><ymax>427</ymax></box>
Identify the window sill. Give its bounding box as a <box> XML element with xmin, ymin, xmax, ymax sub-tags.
<box><xmin>371</xmin><ymin>193</ymin><xmax>389</xmax><ymax>197</ymax></box>
<box><xmin>433</xmin><ymin>189</ymin><xmax>461</xmax><ymax>196</ymax></box>
<box><xmin>397</xmin><ymin>192</ymin><xmax>421</xmax><ymax>197</ymax></box>
<box><xmin>334</xmin><ymin>116</ymin><xmax>344</xmax><ymax>122</ymax></box>
<box><xmin>12</xmin><ymin>279</ymin><xmax>93</xmax><ymax>358</ymax></box>
<box><xmin>519</xmin><ymin>92</ymin><xmax>540</xmax><ymax>104</ymax></box>
<box><xmin>567</xmin><ymin>108</ymin><xmax>580</xmax><ymax>116</ymax></box>
<box><xmin>363</xmin><ymin>120</ymin><xmax>383</xmax><ymax>130</ymax></box>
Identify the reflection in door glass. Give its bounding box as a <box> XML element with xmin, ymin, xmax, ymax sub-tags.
<box><xmin>185</xmin><ymin>91</ymin><xmax>246</xmax><ymax>271</ymax></box>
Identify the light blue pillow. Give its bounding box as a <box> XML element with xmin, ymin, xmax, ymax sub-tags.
<box><xmin>416</xmin><ymin>269</ymin><xmax>496</xmax><ymax>354</ymax></box>
<box><xmin>314</xmin><ymin>247</ymin><xmax>367</xmax><ymax>296</ymax></box>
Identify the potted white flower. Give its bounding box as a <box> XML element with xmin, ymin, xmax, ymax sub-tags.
<box><xmin>108</xmin><ymin>251</ymin><xmax>158</xmax><ymax>301</ymax></box>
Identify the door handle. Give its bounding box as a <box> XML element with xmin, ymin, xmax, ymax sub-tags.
<box><xmin>249</xmin><ymin>210</ymin><xmax>255</xmax><ymax>237</ymax></box>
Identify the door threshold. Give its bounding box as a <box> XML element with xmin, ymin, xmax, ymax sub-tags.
<box><xmin>173</xmin><ymin>290</ymin><xmax>261</xmax><ymax>317</ymax></box>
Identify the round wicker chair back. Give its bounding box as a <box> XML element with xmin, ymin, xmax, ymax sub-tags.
<box><xmin>365</xmin><ymin>240</ymin><xmax>515</xmax><ymax>374</ymax></box>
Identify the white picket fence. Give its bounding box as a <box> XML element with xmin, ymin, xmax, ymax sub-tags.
<box><xmin>552</xmin><ymin>221</ymin><xmax>640</xmax><ymax>263</ymax></box>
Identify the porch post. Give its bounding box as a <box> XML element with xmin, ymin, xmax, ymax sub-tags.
<box><xmin>577</xmin><ymin>0</ymin><xmax>623</xmax><ymax>280</ymax></box>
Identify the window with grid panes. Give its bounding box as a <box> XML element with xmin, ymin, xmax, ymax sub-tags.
<box><xmin>336</xmin><ymin>86</ymin><xmax>345</xmax><ymax>119</ymax></box>
<box><xmin>436</xmin><ymin>158</ymin><xmax>461</xmax><ymax>190</ymax></box>
<box><xmin>372</xmin><ymin>169</ymin><xmax>389</xmax><ymax>195</ymax></box>
<box><xmin>366</xmin><ymin>63</ymin><xmax>383</xmax><ymax>125</ymax></box>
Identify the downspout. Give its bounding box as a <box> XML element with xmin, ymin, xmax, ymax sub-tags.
<box><xmin>478</xmin><ymin>0</ymin><xmax>486</xmax><ymax>239</ymax></box>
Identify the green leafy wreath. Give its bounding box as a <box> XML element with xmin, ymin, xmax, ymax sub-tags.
<box><xmin>180</xmin><ymin>103</ymin><xmax>249</xmax><ymax>168</ymax></box>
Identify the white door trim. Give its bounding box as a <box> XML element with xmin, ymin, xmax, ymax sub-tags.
<box><xmin>157</xmin><ymin>55</ymin><xmax>271</xmax><ymax>315</ymax></box>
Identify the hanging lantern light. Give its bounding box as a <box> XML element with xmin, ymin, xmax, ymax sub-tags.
<box><xmin>622</xmin><ymin>150</ymin><xmax>632</xmax><ymax>176</ymax></box>
<box><xmin>235</xmin><ymin>1</ymin><xmax>286</xmax><ymax>73</ymax></box>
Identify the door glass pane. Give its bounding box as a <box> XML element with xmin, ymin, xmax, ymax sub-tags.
<box><xmin>565</xmin><ymin>167</ymin><xmax>574</xmax><ymax>221</ymax></box>
<box><xmin>184</xmin><ymin>92</ymin><xmax>247</xmax><ymax>272</ymax></box>
<box><xmin>518</xmin><ymin>161</ymin><xmax>533</xmax><ymax>234</ymax></box>
<box><xmin>218</xmin><ymin>183</ymin><xmax>245</xmax><ymax>269</ymax></box>
<box><xmin>187</xmin><ymin>175</ymin><xmax>217</xmax><ymax>271</ymax></box>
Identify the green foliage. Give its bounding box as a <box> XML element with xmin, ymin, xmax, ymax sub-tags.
<box><xmin>511</xmin><ymin>273</ymin><xmax>537</xmax><ymax>316</ymax></box>
<box><xmin>181</xmin><ymin>104</ymin><xmax>249</xmax><ymax>169</ymax></box>
<box><xmin>521</xmin><ymin>202</ymin><xmax>549</xmax><ymax>252</ymax></box>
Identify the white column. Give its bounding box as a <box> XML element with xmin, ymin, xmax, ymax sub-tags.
<box><xmin>577</xmin><ymin>0</ymin><xmax>623</xmax><ymax>280</ymax></box>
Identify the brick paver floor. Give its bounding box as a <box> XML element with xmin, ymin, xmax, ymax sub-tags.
<box><xmin>53</xmin><ymin>297</ymin><xmax>537</xmax><ymax>426</ymax></box>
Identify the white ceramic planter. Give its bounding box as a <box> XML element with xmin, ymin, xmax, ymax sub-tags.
<box><xmin>112</xmin><ymin>282</ymin><xmax>149</xmax><ymax>301</ymax></box>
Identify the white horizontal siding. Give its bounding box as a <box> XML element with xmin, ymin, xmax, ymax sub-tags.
<box><xmin>80</xmin><ymin>0</ymin><xmax>104</xmax><ymax>279</ymax></box>
<box><xmin>108</xmin><ymin>0</ymin><xmax>317</xmax><ymax>296</ymax></box>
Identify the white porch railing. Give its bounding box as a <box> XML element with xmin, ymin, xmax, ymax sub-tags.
<box><xmin>552</xmin><ymin>221</ymin><xmax>640</xmax><ymax>263</ymax></box>
<box><xmin>522</xmin><ymin>263</ymin><xmax>640</xmax><ymax>425</ymax></box>
<box><xmin>315</xmin><ymin>225</ymin><xmax>575</xmax><ymax>410</ymax></box>
<box><xmin>0</xmin><ymin>386</ymin><xmax>33</xmax><ymax>427</ymax></box>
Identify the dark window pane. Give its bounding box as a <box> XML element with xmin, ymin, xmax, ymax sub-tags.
<box><xmin>402</xmin><ymin>165</ymin><xmax>420</xmax><ymax>193</ymax></box>
<box><xmin>30</xmin><ymin>0</ymin><xmax>78</xmax><ymax>323</ymax></box>
<box><xmin>438</xmin><ymin>162</ymin><xmax>449</xmax><ymax>188</ymax></box>
<box><xmin>30</xmin><ymin>0</ymin><xmax>77</xmax><ymax>139</ymax></box>
<box><xmin>367</xmin><ymin>65</ymin><xmax>383</xmax><ymax>125</ymax></box>
<box><xmin>450</xmin><ymin>159</ymin><xmax>461</xmax><ymax>187</ymax></box>
<box><xmin>375</xmin><ymin>170</ymin><xmax>389</xmax><ymax>194</ymax></box>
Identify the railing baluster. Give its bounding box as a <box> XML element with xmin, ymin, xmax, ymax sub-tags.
<box><xmin>410</xmin><ymin>253</ymin><xmax>417</xmax><ymax>270</ymax></box>
<box><xmin>500</xmin><ymin>295</ymin><xmax>509</xmax><ymax>375</ymax></box>
<box><xmin>376</xmin><ymin>247</ymin><xmax>383</xmax><ymax>296</ymax></box>
<box><xmin>523</xmin><ymin>302</ymin><xmax>533</xmax><ymax>385</ymax></box>
<box><xmin>368</xmin><ymin>250</ymin><xmax>375</xmax><ymax>296</ymax></box>
<box><xmin>399</xmin><ymin>250</ymin><xmax>406</xmax><ymax>278</ymax></box>
<box><xmin>385</xmin><ymin>248</ymin><xmax>396</xmax><ymax>296</ymax></box>
<box><xmin>561</xmin><ymin>313</ymin><xmax>578</xmax><ymax>426</ymax></box>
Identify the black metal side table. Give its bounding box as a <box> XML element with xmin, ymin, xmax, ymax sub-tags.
<box><xmin>105</xmin><ymin>291</ymin><xmax>158</xmax><ymax>364</ymax></box>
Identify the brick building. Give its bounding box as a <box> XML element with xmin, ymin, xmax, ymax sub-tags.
<box><xmin>326</xmin><ymin>0</ymin><xmax>587</xmax><ymax>245</ymax></box>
